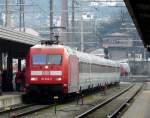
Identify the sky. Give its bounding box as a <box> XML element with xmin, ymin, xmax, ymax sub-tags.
<box><xmin>0</xmin><ymin>0</ymin><xmax>127</xmax><ymax>29</ymax></box>
<box><xmin>84</xmin><ymin>0</ymin><xmax>125</xmax><ymax>6</ymax></box>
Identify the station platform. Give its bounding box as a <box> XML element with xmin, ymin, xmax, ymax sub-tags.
<box><xmin>122</xmin><ymin>82</ymin><xmax>150</xmax><ymax>118</ymax></box>
<box><xmin>0</xmin><ymin>92</ymin><xmax>23</xmax><ymax>109</ymax></box>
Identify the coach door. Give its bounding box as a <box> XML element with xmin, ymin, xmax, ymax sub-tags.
<box><xmin>68</xmin><ymin>55</ymin><xmax>79</xmax><ymax>93</ymax></box>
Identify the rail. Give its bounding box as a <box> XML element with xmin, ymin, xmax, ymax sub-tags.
<box><xmin>76</xmin><ymin>84</ymin><xmax>135</xmax><ymax>118</ymax></box>
<box><xmin>107</xmin><ymin>83</ymin><xmax>143</xmax><ymax>118</ymax></box>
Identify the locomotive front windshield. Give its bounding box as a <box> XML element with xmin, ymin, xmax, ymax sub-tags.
<box><xmin>32</xmin><ymin>54</ymin><xmax>62</xmax><ymax>65</ymax></box>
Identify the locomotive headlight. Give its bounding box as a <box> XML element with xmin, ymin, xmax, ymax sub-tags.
<box><xmin>45</xmin><ymin>65</ymin><xmax>48</xmax><ymax>69</ymax></box>
<box><xmin>63</xmin><ymin>84</ymin><xmax>67</xmax><ymax>87</ymax></box>
<box><xmin>55</xmin><ymin>77</ymin><xmax>62</xmax><ymax>81</ymax></box>
<box><xmin>31</xmin><ymin>77</ymin><xmax>38</xmax><ymax>81</ymax></box>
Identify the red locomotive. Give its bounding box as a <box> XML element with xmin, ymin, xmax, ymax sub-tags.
<box><xmin>25</xmin><ymin>43</ymin><xmax>120</xmax><ymax>96</ymax></box>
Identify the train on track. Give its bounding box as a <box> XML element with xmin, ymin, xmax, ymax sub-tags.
<box><xmin>120</xmin><ymin>62</ymin><xmax>130</xmax><ymax>79</ymax></box>
<box><xmin>25</xmin><ymin>42</ymin><xmax>120</xmax><ymax>96</ymax></box>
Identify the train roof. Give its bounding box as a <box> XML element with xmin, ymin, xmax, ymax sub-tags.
<box><xmin>76</xmin><ymin>51</ymin><xmax>119</xmax><ymax>67</ymax></box>
<box><xmin>31</xmin><ymin>44</ymin><xmax>119</xmax><ymax>67</ymax></box>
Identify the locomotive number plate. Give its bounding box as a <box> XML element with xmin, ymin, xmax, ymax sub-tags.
<box><xmin>42</xmin><ymin>71</ymin><xmax>50</xmax><ymax>75</ymax></box>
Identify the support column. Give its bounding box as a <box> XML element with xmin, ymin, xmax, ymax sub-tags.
<box><xmin>7</xmin><ymin>54</ymin><xmax>13</xmax><ymax>91</ymax></box>
<box><xmin>0</xmin><ymin>53</ymin><xmax>2</xmax><ymax>95</ymax></box>
<box><xmin>0</xmin><ymin>53</ymin><xmax>2</xmax><ymax>69</ymax></box>
<box><xmin>18</xmin><ymin>59</ymin><xmax>22</xmax><ymax>72</ymax></box>
<box><xmin>7</xmin><ymin>55</ymin><xmax>13</xmax><ymax>77</ymax></box>
<box><xmin>2</xmin><ymin>53</ymin><xmax>8</xmax><ymax>70</ymax></box>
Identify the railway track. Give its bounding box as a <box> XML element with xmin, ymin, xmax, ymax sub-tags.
<box><xmin>0</xmin><ymin>83</ymin><xmax>136</xmax><ymax>118</ymax></box>
<box><xmin>11</xmin><ymin>84</ymin><xmax>134</xmax><ymax>118</ymax></box>
<box><xmin>76</xmin><ymin>83</ymin><xmax>143</xmax><ymax>118</ymax></box>
<box><xmin>0</xmin><ymin>104</ymin><xmax>53</xmax><ymax>118</ymax></box>
<box><xmin>0</xmin><ymin>104</ymin><xmax>34</xmax><ymax>114</ymax></box>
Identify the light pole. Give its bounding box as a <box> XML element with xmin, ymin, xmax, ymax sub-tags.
<box><xmin>61</xmin><ymin>0</ymin><xmax>68</xmax><ymax>43</ymax></box>
<box><xmin>132</xmin><ymin>51</ymin><xmax>135</xmax><ymax>75</ymax></box>
<box><xmin>80</xmin><ymin>11</ymin><xmax>84</xmax><ymax>52</ymax></box>
<box><xmin>49</xmin><ymin>0</ymin><xmax>53</xmax><ymax>40</ymax></box>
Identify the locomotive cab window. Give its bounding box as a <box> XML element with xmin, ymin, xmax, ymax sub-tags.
<box><xmin>32</xmin><ymin>54</ymin><xmax>62</xmax><ymax>65</ymax></box>
<box><xmin>47</xmin><ymin>55</ymin><xmax>62</xmax><ymax>65</ymax></box>
<box><xmin>32</xmin><ymin>54</ymin><xmax>47</xmax><ymax>65</ymax></box>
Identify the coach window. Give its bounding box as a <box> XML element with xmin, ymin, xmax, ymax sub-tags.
<box><xmin>79</xmin><ymin>62</ymin><xmax>90</xmax><ymax>73</ymax></box>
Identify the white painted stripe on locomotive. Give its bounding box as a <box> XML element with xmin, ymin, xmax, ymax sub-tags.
<box><xmin>50</xmin><ymin>71</ymin><xmax>62</xmax><ymax>76</ymax></box>
<box><xmin>31</xmin><ymin>71</ymin><xmax>62</xmax><ymax>76</ymax></box>
<box><xmin>31</xmin><ymin>71</ymin><xmax>42</xmax><ymax>75</ymax></box>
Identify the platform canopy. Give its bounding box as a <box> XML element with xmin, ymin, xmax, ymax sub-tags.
<box><xmin>0</xmin><ymin>27</ymin><xmax>45</xmax><ymax>58</ymax></box>
<box><xmin>0</xmin><ymin>27</ymin><xmax>43</xmax><ymax>45</ymax></box>
<box><xmin>124</xmin><ymin>0</ymin><xmax>150</xmax><ymax>51</ymax></box>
